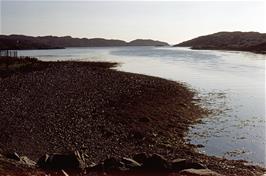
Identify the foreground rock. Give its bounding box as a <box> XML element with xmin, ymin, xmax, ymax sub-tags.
<box><xmin>0</xmin><ymin>152</ymin><xmax>224</xmax><ymax>175</ymax></box>
<box><xmin>121</xmin><ymin>157</ymin><xmax>141</xmax><ymax>169</ymax></box>
<box><xmin>37</xmin><ymin>151</ymin><xmax>86</xmax><ymax>170</ymax></box>
<box><xmin>180</xmin><ymin>169</ymin><xmax>222</xmax><ymax>176</ymax></box>
<box><xmin>133</xmin><ymin>153</ymin><xmax>148</xmax><ymax>164</ymax></box>
<box><xmin>171</xmin><ymin>159</ymin><xmax>206</xmax><ymax>171</ymax></box>
<box><xmin>142</xmin><ymin>154</ymin><xmax>169</xmax><ymax>171</ymax></box>
<box><xmin>4</xmin><ymin>152</ymin><xmax>36</xmax><ymax>167</ymax></box>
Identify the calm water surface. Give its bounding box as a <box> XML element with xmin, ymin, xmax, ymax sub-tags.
<box><xmin>19</xmin><ymin>47</ymin><xmax>266</xmax><ymax>166</ymax></box>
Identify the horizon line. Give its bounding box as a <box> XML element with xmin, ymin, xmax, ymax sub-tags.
<box><xmin>1</xmin><ymin>30</ymin><xmax>265</xmax><ymax>45</ymax></box>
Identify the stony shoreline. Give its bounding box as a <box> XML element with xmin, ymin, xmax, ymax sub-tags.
<box><xmin>0</xmin><ymin>57</ymin><xmax>265</xmax><ymax>175</ymax></box>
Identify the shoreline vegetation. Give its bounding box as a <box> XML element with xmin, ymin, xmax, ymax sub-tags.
<box><xmin>0</xmin><ymin>57</ymin><xmax>265</xmax><ymax>176</ymax></box>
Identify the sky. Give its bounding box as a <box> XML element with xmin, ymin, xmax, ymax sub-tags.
<box><xmin>0</xmin><ymin>1</ymin><xmax>265</xmax><ymax>44</ymax></box>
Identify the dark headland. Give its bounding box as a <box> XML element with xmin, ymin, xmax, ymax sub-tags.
<box><xmin>0</xmin><ymin>35</ymin><xmax>169</xmax><ymax>50</ymax></box>
<box><xmin>174</xmin><ymin>31</ymin><xmax>266</xmax><ymax>54</ymax></box>
<box><xmin>0</xmin><ymin>57</ymin><xmax>265</xmax><ymax>176</ymax></box>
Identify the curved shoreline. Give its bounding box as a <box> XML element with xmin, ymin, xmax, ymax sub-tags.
<box><xmin>0</xmin><ymin>57</ymin><xmax>265</xmax><ymax>175</ymax></box>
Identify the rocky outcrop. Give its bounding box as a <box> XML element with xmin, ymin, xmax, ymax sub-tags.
<box><xmin>174</xmin><ymin>31</ymin><xmax>266</xmax><ymax>54</ymax></box>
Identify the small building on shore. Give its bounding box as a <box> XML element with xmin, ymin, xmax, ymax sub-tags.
<box><xmin>0</xmin><ymin>50</ymin><xmax>18</xmax><ymax>57</ymax></box>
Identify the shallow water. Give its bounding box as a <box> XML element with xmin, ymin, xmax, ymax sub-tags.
<box><xmin>18</xmin><ymin>46</ymin><xmax>266</xmax><ymax>166</ymax></box>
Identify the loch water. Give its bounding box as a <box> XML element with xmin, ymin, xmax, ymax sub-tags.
<box><xmin>19</xmin><ymin>46</ymin><xmax>266</xmax><ymax>166</ymax></box>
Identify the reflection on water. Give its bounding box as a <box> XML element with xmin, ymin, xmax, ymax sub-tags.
<box><xmin>19</xmin><ymin>46</ymin><xmax>266</xmax><ymax>166</ymax></box>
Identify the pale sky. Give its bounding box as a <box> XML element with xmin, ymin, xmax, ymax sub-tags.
<box><xmin>1</xmin><ymin>1</ymin><xmax>265</xmax><ymax>44</ymax></box>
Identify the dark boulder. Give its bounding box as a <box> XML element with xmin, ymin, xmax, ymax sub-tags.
<box><xmin>37</xmin><ymin>154</ymin><xmax>49</xmax><ymax>168</ymax></box>
<box><xmin>133</xmin><ymin>153</ymin><xmax>148</xmax><ymax>164</ymax></box>
<box><xmin>88</xmin><ymin>162</ymin><xmax>104</xmax><ymax>172</ymax></box>
<box><xmin>171</xmin><ymin>159</ymin><xmax>206</xmax><ymax>171</ymax></box>
<box><xmin>142</xmin><ymin>154</ymin><xmax>169</xmax><ymax>171</ymax></box>
<box><xmin>5</xmin><ymin>152</ymin><xmax>20</xmax><ymax>161</ymax></box>
<box><xmin>37</xmin><ymin>151</ymin><xmax>86</xmax><ymax>170</ymax></box>
<box><xmin>103</xmin><ymin>157</ymin><xmax>123</xmax><ymax>171</ymax></box>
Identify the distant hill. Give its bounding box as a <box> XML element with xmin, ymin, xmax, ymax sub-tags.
<box><xmin>0</xmin><ymin>35</ymin><xmax>64</xmax><ymax>50</ymax></box>
<box><xmin>0</xmin><ymin>35</ymin><xmax>169</xmax><ymax>50</ymax></box>
<box><xmin>128</xmin><ymin>39</ymin><xmax>169</xmax><ymax>46</ymax></box>
<box><xmin>174</xmin><ymin>32</ymin><xmax>266</xmax><ymax>54</ymax></box>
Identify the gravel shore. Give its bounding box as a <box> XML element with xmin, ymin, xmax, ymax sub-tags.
<box><xmin>0</xmin><ymin>59</ymin><xmax>264</xmax><ymax>175</ymax></box>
